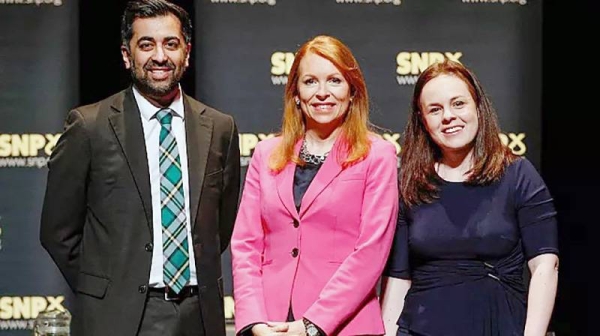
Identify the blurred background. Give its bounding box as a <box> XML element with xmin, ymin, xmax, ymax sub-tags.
<box><xmin>0</xmin><ymin>0</ymin><xmax>591</xmax><ymax>335</ymax></box>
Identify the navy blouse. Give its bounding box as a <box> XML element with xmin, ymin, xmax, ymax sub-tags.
<box><xmin>384</xmin><ymin>158</ymin><xmax>559</xmax><ymax>336</ymax></box>
<box><xmin>293</xmin><ymin>161</ymin><xmax>322</xmax><ymax>211</ymax></box>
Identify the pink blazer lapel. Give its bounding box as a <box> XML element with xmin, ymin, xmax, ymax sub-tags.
<box><xmin>298</xmin><ymin>137</ymin><xmax>344</xmax><ymax>218</ymax></box>
<box><xmin>276</xmin><ymin>140</ymin><xmax>302</xmax><ymax>219</ymax></box>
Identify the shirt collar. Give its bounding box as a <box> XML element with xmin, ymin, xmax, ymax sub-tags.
<box><xmin>132</xmin><ymin>84</ymin><xmax>185</xmax><ymax>122</ymax></box>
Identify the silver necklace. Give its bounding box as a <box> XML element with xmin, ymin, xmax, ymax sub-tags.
<box><xmin>300</xmin><ymin>140</ymin><xmax>329</xmax><ymax>165</ymax></box>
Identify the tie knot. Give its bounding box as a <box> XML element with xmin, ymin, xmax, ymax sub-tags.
<box><xmin>156</xmin><ymin>108</ymin><xmax>174</xmax><ymax>125</ymax></box>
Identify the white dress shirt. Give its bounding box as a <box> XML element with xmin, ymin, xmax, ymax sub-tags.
<box><xmin>133</xmin><ymin>85</ymin><xmax>198</xmax><ymax>287</ymax></box>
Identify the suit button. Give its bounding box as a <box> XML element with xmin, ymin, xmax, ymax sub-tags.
<box><xmin>293</xmin><ymin>219</ymin><xmax>299</xmax><ymax>228</ymax></box>
<box><xmin>145</xmin><ymin>243</ymin><xmax>153</xmax><ymax>252</ymax></box>
<box><xmin>291</xmin><ymin>248</ymin><xmax>299</xmax><ymax>257</ymax></box>
<box><xmin>138</xmin><ymin>285</ymin><xmax>147</xmax><ymax>293</ymax></box>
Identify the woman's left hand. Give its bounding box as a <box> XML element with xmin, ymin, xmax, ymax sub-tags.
<box><xmin>279</xmin><ymin>320</ymin><xmax>306</xmax><ymax>336</ymax></box>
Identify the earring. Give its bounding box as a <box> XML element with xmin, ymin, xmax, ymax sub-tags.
<box><xmin>295</xmin><ymin>98</ymin><xmax>300</xmax><ymax>106</ymax></box>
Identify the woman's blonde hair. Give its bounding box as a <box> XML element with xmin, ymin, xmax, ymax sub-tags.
<box><xmin>269</xmin><ymin>35</ymin><xmax>372</xmax><ymax>172</ymax></box>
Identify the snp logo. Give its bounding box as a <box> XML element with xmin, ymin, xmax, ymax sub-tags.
<box><xmin>500</xmin><ymin>132</ymin><xmax>527</xmax><ymax>155</ymax></box>
<box><xmin>0</xmin><ymin>296</ymin><xmax>65</xmax><ymax>320</ymax></box>
<box><xmin>271</xmin><ymin>52</ymin><xmax>295</xmax><ymax>86</ymax></box>
<box><xmin>396</xmin><ymin>52</ymin><xmax>463</xmax><ymax>85</ymax></box>
<box><xmin>0</xmin><ymin>133</ymin><xmax>61</xmax><ymax>168</ymax></box>
<box><xmin>224</xmin><ymin>296</ymin><xmax>234</xmax><ymax>319</ymax></box>
<box><xmin>239</xmin><ymin>133</ymin><xmax>276</xmax><ymax>167</ymax></box>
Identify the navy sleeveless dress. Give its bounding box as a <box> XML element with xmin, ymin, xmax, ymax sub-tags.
<box><xmin>384</xmin><ymin>158</ymin><xmax>559</xmax><ymax>336</ymax></box>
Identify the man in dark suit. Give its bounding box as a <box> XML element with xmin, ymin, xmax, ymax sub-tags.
<box><xmin>40</xmin><ymin>1</ymin><xmax>240</xmax><ymax>335</ymax></box>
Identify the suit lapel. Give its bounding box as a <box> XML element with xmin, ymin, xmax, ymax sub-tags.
<box><xmin>184</xmin><ymin>95</ymin><xmax>212</xmax><ymax>228</ymax></box>
<box><xmin>108</xmin><ymin>88</ymin><xmax>153</xmax><ymax>232</ymax></box>
<box><xmin>276</xmin><ymin>141</ymin><xmax>301</xmax><ymax>219</ymax></box>
<box><xmin>298</xmin><ymin>138</ymin><xmax>344</xmax><ymax>218</ymax></box>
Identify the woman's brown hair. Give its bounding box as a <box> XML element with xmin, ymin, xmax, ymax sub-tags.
<box><xmin>400</xmin><ymin>59</ymin><xmax>516</xmax><ymax>207</ymax></box>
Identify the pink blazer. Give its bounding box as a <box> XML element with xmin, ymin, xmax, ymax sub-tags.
<box><xmin>231</xmin><ymin>136</ymin><xmax>398</xmax><ymax>335</ymax></box>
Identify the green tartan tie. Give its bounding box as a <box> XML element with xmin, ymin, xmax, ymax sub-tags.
<box><xmin>156</xmin><ymin>108</ymin><xmax>189</xmax><ymax>294</ymax></box>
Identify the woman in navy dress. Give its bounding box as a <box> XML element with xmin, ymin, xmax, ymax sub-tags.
<box><xmin>380</xmin><ymin>59</ymin><xmax>559</xmax><ymax>336</ymax></box>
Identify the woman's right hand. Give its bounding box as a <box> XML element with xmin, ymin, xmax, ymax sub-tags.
<box><xmin>252</xmin><ymin>322</ymin><xmax>289</xmax><ymax>336</ymax></box>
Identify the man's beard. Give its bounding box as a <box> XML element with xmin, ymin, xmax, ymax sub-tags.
<box><xmin>129</xmin><ymin>58</ymin><xmax>185</xmax><ymax>98</ymax></box>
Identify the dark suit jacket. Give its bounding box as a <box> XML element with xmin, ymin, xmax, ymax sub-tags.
<box><xmin>40</xmin><ymin>87</ymin><xmax>240</xmax><ymax>336</ymax></box>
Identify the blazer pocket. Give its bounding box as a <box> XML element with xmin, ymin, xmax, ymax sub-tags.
<box><xmin>76</xmin><ymin>272</ymin><xmax>110</xmax><ymax>299</ymax></box>
<box><xmin>339</xmin><ymin>173</ymin><xmax>365</xmax><ymax>181</ymax></box>
<box><xmin>203</xmin><ymin>169</ymin><xmax>223</xmax><ymax>189</ymax></box>
<box><xmin>205</xmin><ymin>168</ymin><xmax>224</xmax><ymax>177</ymax></box>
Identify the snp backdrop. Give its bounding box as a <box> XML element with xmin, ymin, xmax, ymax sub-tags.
<box><xmin>0</xmin><ymin>0</ymin><xmax>541</xmax><ymax>332</ymax></box>
<box><xmin>0</xmin><ymin>0</ymin><xmax>78</xmax><ymax>334</ymax></box>
<box><xmin>194</xmin><ymin>0</ymin><xmax>541</xmax><ymax>323</ymax></box>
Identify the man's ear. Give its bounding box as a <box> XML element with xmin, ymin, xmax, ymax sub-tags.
<box><xmin>185</xmin><ymin>43</ymin><xmax>191</xmax><ymax>68</ymax></box>
<box><xmin>121</xmin><ymin>45</ymin><xmax>131</xmax><ymax>69</ymax></box>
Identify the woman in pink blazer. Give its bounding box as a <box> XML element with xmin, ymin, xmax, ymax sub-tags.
<box><xmin>231</xmin><ymin>35</ymin><xmax>399</xmax><ymax>336</ymax></box>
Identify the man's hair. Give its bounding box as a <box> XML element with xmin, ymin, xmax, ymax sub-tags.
<box><xmin>120</xmin><ymin>0</ymin><xmax>192</xmax><ymax>51</ymax></box>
